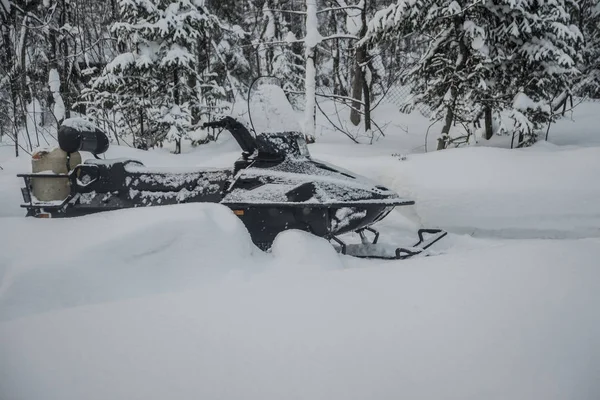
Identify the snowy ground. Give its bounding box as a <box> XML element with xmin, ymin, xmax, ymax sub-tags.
<box><xmin>1</xmin><ymin>101</ymin><xmax>600</xmax><ymax>399</ymax></box>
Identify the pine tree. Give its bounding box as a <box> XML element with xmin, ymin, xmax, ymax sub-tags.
<box><xmin>576</xmin><ymin>0</ymin><xmax>600</xmax><ymax>98</ymax></box>
<box><xmin>84</xmin><ymin>0</ymin><xmax>223</xmax><ymax>153</ymax></box>
<box><xmin>204</xmin><ymin>0</ymin><xmax>253</xmax><ymax>98</ymax></box>
<box><xmin>0</xmin><ymin>0</ymin><xmax>14</xmax><ymax>145</ymax></box>
<box><xmin>255</xmin><ymin>0</ymin><xmax>304</xmax><ymax>106</ymax></box>
<box><xmin>362</xmin><ymin>0</ymin><xmax>582</xmax><ymax>148</ymax></box>
<box><xmin>268</xmin><ymin>3</ymin><xmax>305</xmax><ymax>96</ymax></box>
<box><xmin>488</xmin><ymin>0</ymin><xmax>583</xmax><ymax>146</ymax></box>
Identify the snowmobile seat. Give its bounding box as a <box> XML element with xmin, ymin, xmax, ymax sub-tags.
<box><xmin>58</xmin><ymin>121</ymin><xmax>110</xmax><ymax>155</ymax></box>
<box><xmin>83</xmin><ymin>158</ymin><xmax>143</xmax><ymax>166</ymax></box>
<box><xmin>74</xmin><ymin>159</ymin><xmax>144</xmax><ymax>193</ymax></box>
<box><xmin>71</xmin><ymin>157</ymin><xmax>231</xmax><ymax>207</ymax></box>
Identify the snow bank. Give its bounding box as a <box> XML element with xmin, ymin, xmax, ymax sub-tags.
<box><xmin>551</xmin><ymin>101</ymin><xmax>600</xmax><ymax>147</ymax></box>
<box><xmin>1</xmin><ymin>226</ymin><xmax>599</xmax><ymax>399</ymax></box>
<box><xmin>1</xmin><ymin>98</ymin><xmax>600</xmax><ymax>400</ymax></box>
<box><xmin>314</xmin><ymin>144</ymin><xmax>600</xmax><ymax>239</ymax></box>
<box><xmin>396</xmin><ymin>145</ymin><xmax>600</xmax><ymax>238</ymax></box>
<box><xmin>270</xmin><ymin>229</ymin><xmax>343</xmax><ymax>272</ymax></box>
<box><xmin>0</xmin><ymin>204</ymin><xmax>257</xmax><ymax>321</ymax></box>
<box><xmin>0</xmin><ymin>150</ymin><xmax>30</xmax><ymax>218</ymax></box>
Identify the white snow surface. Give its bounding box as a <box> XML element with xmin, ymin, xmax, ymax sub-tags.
<box><xmin>0</xmin><ymin>207</ymin><xmax>599</xmax><ymax>400</ymax></box>
<box><xmin>1</xmin><ymin>100</ymin><xmax>600</xmax><ymax>399</ymax></box>
<box><xmin>48</xmin><ymin>68</ymin><xmax>61</xmax><ymax>92</ymax></box>
<box><xmin>61</xmin><ymin>117</ymin><xmax>102</xmax><ymax>132</ymax></box>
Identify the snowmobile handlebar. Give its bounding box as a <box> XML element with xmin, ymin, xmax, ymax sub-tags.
<box><xmin>202</xmin><ymin>117</ymin><xmax>257</xmax><ymax>155</ymax></box>
<box><xmin>202</xmin><ymin>117</ymin><xmax>236</xmax><ymax>129</ymax></box>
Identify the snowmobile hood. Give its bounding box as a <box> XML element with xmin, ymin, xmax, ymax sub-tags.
<box><xmin>222</xmin><ymin>155</ymin><xmax>412</xmax><ymax>207</ymax></box>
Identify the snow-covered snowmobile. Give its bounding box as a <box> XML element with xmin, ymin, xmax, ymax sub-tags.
<box><xmin>17</xmin><ymin>116</ymin><xmax>446</xmax><ymax>259</ymax></box>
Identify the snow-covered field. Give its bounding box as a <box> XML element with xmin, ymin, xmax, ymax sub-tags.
<box><xmin>1</xmin><ymin>102</ymin><xmax>600</xmax><ymax>399</ymax></box>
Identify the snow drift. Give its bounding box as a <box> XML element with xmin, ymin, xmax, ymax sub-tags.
<box><xmin>2</xmin><ymin>101</ymin><xmax>600</xmax><ymax>400</ymax></box>
<box><xmin>0</xmin><ymin>204</ymin><xmax>599</xmax><ymax>400</ymax></box>
<box><xmin>0</xmin><ymin>204</ymin><xmax>258</xmax><ymax>321</ymax></box>
<box><xmin>316</xmin><ymin>143</ymin><xmax>600</xmax><ymax>239</ymax></box>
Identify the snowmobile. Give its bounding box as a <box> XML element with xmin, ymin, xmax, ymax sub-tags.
<box><xmin>17</xmin><ymin>115</ymin><xmax>446</xmax><ymax>260</ymax></box>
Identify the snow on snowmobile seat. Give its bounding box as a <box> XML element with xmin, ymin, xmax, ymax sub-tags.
<box><xmin>70</xmin><ymin>158</ymin><xmax>231</xmax><ymax>210</ymax></box>
<box><xmin>58</xmin><ymin>118</ymin><xmax>110</xmax><ymax>156</ymax></box>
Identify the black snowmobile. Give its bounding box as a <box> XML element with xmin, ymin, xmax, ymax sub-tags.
<box><xmin>18</xmin><ymin>116</ymin><xmax>446</xmax><ymax>259</ymax></box>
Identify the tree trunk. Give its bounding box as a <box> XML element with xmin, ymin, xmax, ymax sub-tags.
<box><xmin>13</xmin><ymin>98</ymin><xmax>19</xmax><ymax>157</ymax></box>
<box><xmin>362</xmin><ymin>62</ymin><xmax>371</xmax><ymax>133</ymax></box>
<box><xmin>350</xmin><ymin>45</ymin><xmax>368</xmax><ymax>126</ymax></box>
<box><xmin>518</xmin><ymin>131</ymin><xmax>524</xmax><ymax>147</ymax></box>
<box><xmin>303</xmin><ymin>0</ymin><xmax>318</xmax><ymax>140</ymax></box>
<box><xmin>18</xmin><ymin>15</ymin><xmax>30</xmax><ymax>103</ymax></box>
<box><xmin>332</xmin><ymin>37</ymin><xmax>341</xmax><ymax>94</ymax></box>
<box><xmin>438</xmin><ymin>16</ymin><xmax>469</xmax><ymax>150</ymax></box>
<box><xmin>304</xmin><ymin>51</ymin><xmax>317</xmax><ymax>138</ymax></box>
<box><xmin>18</xmin><ymin>16</ymin><xmax>33</xmax><ymax>151</ymax></box>
<box><xmin>349</xmin><ymin>0</ymin><xmax>368</xmax><ymax>126</ymax></box>
<box><xmin>60</xmin><ymin>0</ymin><xmax>71</xmax><ymax>119</ymax></box>
<box><xmin>110</xmin><ymin>0</ymin><xmax>118</xmax><ymax>20</ymax></box>
<box><xmin>137</xmin><ymin>80</ymin><xmax>144</xmax><ymax>148</ymax></box>
<box><xmin>438</xmin><ymin>103</ymin><xmax>454</xmax><ymax>150</ymax></box>
<box><xmin>360</xmin><ymin>2</ymin><xmax>370</xmax><ymax>133</ymax></box>
<box><xmin>329</xmin><ymin>10</ymin><xmax>342</xmax><ymax>95</ymax></box>
<box><xmin>1</xmin><ymin>13</ymin><xmax>17</xmax><ymax>156</ymax></box>
<box><xmin>138</xmin><ymin>108</ymin><xmax>144</xmax><ymax>149</ymax></box>
<box><xmin>174</xmin><ymin>68</ymin><xmax>181</xmax><ymax>154</ymax></box>
<box><xmin>349</xmin><ymin>56</ymin><xmax>363</xmax><ymax>126</ymax></box>
<box><xmin>483</xmin><ymin>106</ymin><xmax>493</xmax><ymax>140</ymax></box>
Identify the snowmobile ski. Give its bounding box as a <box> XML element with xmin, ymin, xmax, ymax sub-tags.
<box><xmin>332</xmin><ymin>228</ymin><xmax>447</xmax><ymax>260</ymax></box>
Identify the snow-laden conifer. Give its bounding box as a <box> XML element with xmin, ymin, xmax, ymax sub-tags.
<box><xmin>84</xmin><ymin>0</ymin><xmax>224</xmax><ymax>153</ymax></box>
<box><xmin>362</xmin><ymin>0</ymin><xmax>582</xmax><ymax>147</ymax></box>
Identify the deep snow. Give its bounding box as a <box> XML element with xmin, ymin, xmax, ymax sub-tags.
<box><xmin>1</xmin><ymin>100</ymin><xmax>600</xmax><ymax>400</ymax></box>
<box><xmin>317</xmin><ymin>143</ymin><xmax>600</xmax><ymax>239</ymax></box>
<box><xmin>1</xmin><ymin>205</ymin><xmax>599</xmax><ymax>400</ymax></box>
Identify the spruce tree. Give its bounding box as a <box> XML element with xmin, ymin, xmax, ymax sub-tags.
<box><xmin>577</xmin><ymin>0</ymin><xmax>600</xmax><ymax>98</ymax></box>
<box><xmin>257</xmin><ymin>0</ymin><xmax>305</xmax><ymax>101</ymax></box>
<box><xmin>84</xmin><ymin>0</ymin><xmax>223</xmax><ymax>153</ymax></box>
<box><xmin>362</xmin><ymin>0</ymin><xmax>582</xmax><ymax>148</ymax></box>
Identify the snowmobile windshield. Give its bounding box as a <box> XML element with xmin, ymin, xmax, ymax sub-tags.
<box><xmin>255</xmin><ymin>132</ymin><xmax>310</xmax><ymax>159</ymax></box>
<box><xmin>297</xmin><ymin>136</ymin><xmax>310</xmax><ymax>157</ymax></box>
<box><xmin>248</xmin><ymin>79</ymin><xmax>302</xmax><ymax>135</ymax></box>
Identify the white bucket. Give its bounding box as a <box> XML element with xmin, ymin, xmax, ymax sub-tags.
<box><xmin>31</xmin><ymin>148</ymin><xmax>81</xmax><ymax>201</ymax></box>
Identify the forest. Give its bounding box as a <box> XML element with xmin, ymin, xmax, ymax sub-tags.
<box><xmin>1</xmin><ymin>0</ymin><xmax>598</xmax><ymax>155</ymax></box>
